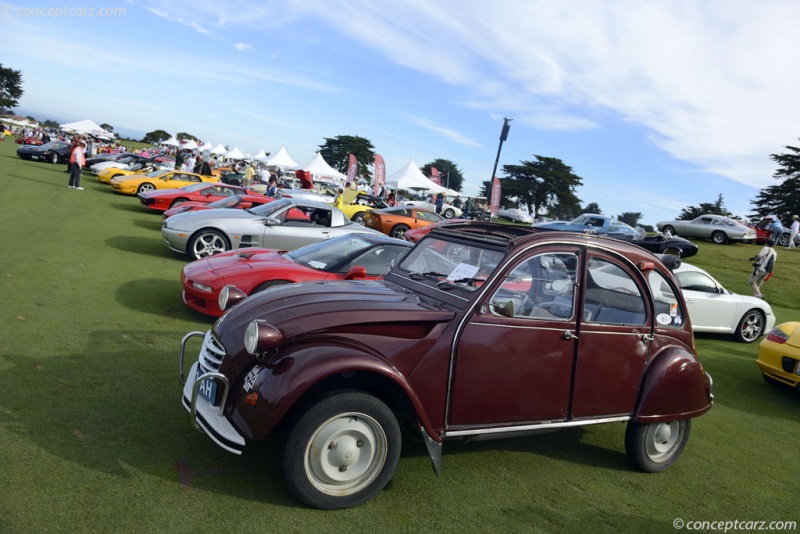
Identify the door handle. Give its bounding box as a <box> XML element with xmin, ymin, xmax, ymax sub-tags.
<box><xmin>563</xmin><ymin>330</ymin><xmax>578</xmax><ymax>340</ymax></box>
<box><xmin>641</xmin><ymin>334</ymin><xmax>654</xmax><ymax>342</ymax></box>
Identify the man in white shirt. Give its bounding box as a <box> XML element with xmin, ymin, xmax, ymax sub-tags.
<box><xmin>789</xmin><ymin>215</ymin><xmax>799</xmax><ymax>249</ymax></box>
<box><xmin>749</xmin><ymin>239</ymin><xmax>777</xmax><ymax>299</ymax></box>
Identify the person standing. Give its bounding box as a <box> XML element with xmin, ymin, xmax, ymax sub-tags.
<box><xmin>749</xmin><ymin>238</ymin><xmax>777</xmax><ymax>299</ymax></box>
<box><xmin>266</xmin><ymin>176</ymin><xmax>278</xmax><ymax>197</ymax></box>
<box><xmin>334</xmin><ymin>188</ymin><xmax>344</xmax><ymax>209</ymax></box>
<box><xmin>769</xmin><ymin>215</ymin><xmax>783</xmax><ymax>243</ymax></box>
<box><xmin>244</xmin><ymin>162</ymin><xmax>255</xmax><ymax>186</ymax></box>
<box><xmin>68</xmin><ymin>139</ymin><xmax>86</xmax><ymax>190</ymax></box>
<box><xmin>174</xmin><ymin>150</ymin><xmax>184</xmax><ymax>171</ymax></box>
<box><xmin>789</xmin><ymin>215</ymin><xmax>799</xmax><ymax>249</ymax></box>
<box><xmin>434</xmin><ymin>192</ymin><xmax>444</xmax><ymax>214</ymax></box>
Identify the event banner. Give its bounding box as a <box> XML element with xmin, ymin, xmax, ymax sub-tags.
<box><xmin>347</xmin><ymin>153</ymin><xmax>358</xmax><ymax>184</ymax></box>
<box><xmin>490</xmin><ymin>176</ymin><xmax>501</xmax><ymax>216</ymax></box>
<box><xmin>429</xmin><ymin>167</ymin><xmax>441</xmax><ymax>185</ymax></box>
<box><xmin>373</xmin><ymin>154</ymin><xmax>385</xmax><ymax>196</ymax></box>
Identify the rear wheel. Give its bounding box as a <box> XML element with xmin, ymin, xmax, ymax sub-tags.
<box><xmin>137</xmin><ymin>182</ymin><xmax>156</xmax><ymax>194</ymax></box>
<box><xmin>283</xmin><ymin>390</ymin><xmax>401</xmax><ymax>509</ymax></box>
<box><xmin>390</xmin><ymin>224</ymin><xmax>410</xmax><ymax>239</ymax></box>
<box><xmin>662</xmin><ymin>225</ymin><xmax>675</xmax><ymax>235</ymax></box>
<box><xmin>188</xmin><ymin>229</ymin><xmax>229</xmax><ymax>260</ymax></box>
<box><xmin>735</xmin><ymin>309</ymin><xmax>765</xmax><ymax>343</ymax></box>
<box><xmin>711</xmin><ymin>231</ymin><xmax>728</xmax><ymax>244</ymax></box>
<box><xmin>625</xmin><ymin>419</ymin><xmax>690</xmax><ymax>472</ymax></box>
<box><xmin>352</xmin><ymin>212</ymin><xmax>366</xmax><ymax>224</ymax></box>
<box><xmin>778</xmin><ymin>233</ymin><xmax>791</xmax><ymax>247</ymax></box>
<box><xmin>170</xmin><ymin>198</ymin><xmax>189</xmax><ymax>208</ymax></box>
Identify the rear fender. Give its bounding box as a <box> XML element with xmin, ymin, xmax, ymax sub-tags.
<box><xmin>634</xmin><ymin>347</ymin><xmax>713</xmax><ymax>423</ymax></box>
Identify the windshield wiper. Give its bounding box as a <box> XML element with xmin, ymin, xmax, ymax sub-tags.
<box><xmin>409</xmin><ymin>271</ymin><xmax>447</xmax><ymax>281</ymax></box>
<box><xmin>437</xmin><ymin>277</ymin><xmax>486</xmax><ymax>289</ymax></box>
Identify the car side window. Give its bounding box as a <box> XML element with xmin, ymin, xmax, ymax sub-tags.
<box><xmin>676</xmin><ymin>271</ymin><xmax>718</xmax><ymax>294</ymax></box>
<box><xmin>647</xmin><ymin>270</ymin><xmax>685</xmax><ymax>328</ymax></box>
<box><xmin>489</xmin><ymin>253</ymin><xmax>577</xmax><ymax>320</ymax></box>
<box><xmin>584</xmin><ymin>258</ymin><xmax>646</xmax><ymax>325</ymax></box>
<box><xmin>345</xmin><ymin>246</ymin><xmax>408</xmax><ymax>276</ymax></box>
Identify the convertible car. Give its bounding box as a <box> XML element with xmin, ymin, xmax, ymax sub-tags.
<box><xmin>162</xmin><ymin>197</ymin><xmax>382</xmax><ymax>260</ymax></box>
<box><xmin>364</xmin><ymin>206</ymin><xmax>445</xmax><ymax>239</ymax></box>
<box><xmin>403</xmin><ymin>199</ymin><xmax>463</xmax><ymax>219</ymax></box>
<box><xmin>181</xmin><ymin>233</ymin><xmax>411</xmax><ymax>316</ymax></box>
<box><xmin>163</xmin><ymin>194</ymin><xmax>274</xmax><ymax>219</ymax></box>
<box><xmin>16</xmin><ymin>141</ymin><xmax>71</xmax><ymax>164</ymax></box>
<box><xmin>757</xmin><ymin>322</ymin><xmax>800</xmax><ymax>389</ymax></box>
<box><xmin>674</xmin><ymin>262</ymin><xmax>775</xmax><ymax>343</ymax></box>
<box><xmin>98</xmin><ymin>162</ymin><xmax>160</xmax><ymax>184</ymax></box>
<box><xmin>90</xmin><ymin>153</ymin><xmax>153</xmax><ymax>174</ymax></box>
<box><xmin>534</xmin><ymin>215</ymin><xmax>699</xmax><ymax>258</ymax></box>
<box><xmin>111</xmin><ymin>170</ymin><xmax>216</xmax><ymax>195</ymax></box>
<box><xmin>340</xmin><ymin>193</ymin><xmax>389</xmax><ymax>224</ymax></box>
<box><xmin>656</xmin><ymin>214</ymin><xmax>756</xmax><ymax>244</ymax></box>
<box><xmin>138</xmin><ymin>182</ymin><xmax>257</xmax><ymax>212</ymax></box>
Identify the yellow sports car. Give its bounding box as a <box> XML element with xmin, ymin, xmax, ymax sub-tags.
<box><xmin>110</xmin><ymin>170</ymin><xmax>216</xmax><ymax>195</ymax></box>
<box><xmin>757</xmin><ymin>322</ymin><xmax>800</xmax><ymax>390</ymax></box>
<box><xmin>98</xmin><ymin>165</ymin><xmax>157</xmax><ymax>184</ymax></box>
<box><xmin>340</xmin><ymin>191</ymin><xmax>389</xmax><ymax>224</ymax></box>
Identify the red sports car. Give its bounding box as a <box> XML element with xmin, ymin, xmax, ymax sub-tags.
<box><xmin>181</xmin><ymin>233</ymin><xmax>411</xmax><ymax>317</ymax></box>
<box><xmin>16</xmin><ymin>136</ymin><xmax>43</xmax><ymax>145</ymax></box>
<box><xmin>163</xmin><ymin>194</ymin><xmax>275</xmax><ymax>219</ymax></box>
<box><xmin>138</xmin><ymin>182</ymin><xmax>259</xmax><ymax>212</ymax></box>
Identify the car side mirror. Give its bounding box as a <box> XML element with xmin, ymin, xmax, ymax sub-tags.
<box><xmin>490</xmin><ymin>300</ymin><xmax>514</xmax><ymax>318</ymax></box>
<box><xmin>264</xmin><ymin>218</ymin><xmax>280</xmax><ymax>226</ymax></box>
<box><xmin>344</xmin><ymin>265</ymin><xmax>367</xmax><ymax>280</ymax></box>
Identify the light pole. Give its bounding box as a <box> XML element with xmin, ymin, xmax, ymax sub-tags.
<box><xmin>489</xmin><ymin>118</ymin><xmax>512</xmax><ymax>205</ymax></box>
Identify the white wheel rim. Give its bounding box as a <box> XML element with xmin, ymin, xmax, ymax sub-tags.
<box><xmin>304</xmin><ymin>412</ymin><xmax>387</xmax><ymax>496</ymax></box>
<box><xmin>645</xmin><ymin>421</ymin><xmax>682</xmax><ymax>461</ymax></box>
<box><xmin>193</xmin><ymin>234</ymin><xmax>226</xmax><ymax>258</ymax></box>
<box><xmin>141</xmin><ymin>184</ymin><xmax>154</xmax><ymax>192</ymax></box>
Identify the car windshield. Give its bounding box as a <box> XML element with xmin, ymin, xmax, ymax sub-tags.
<box><xmin>145</xmin><ymin>170</ymin><xmax>170</xmax><ymax>178</ymax></box>
<box><xmin>285</xmin><ymin>235</ymin><xmax>374</xmax><ymax>270</ymax></box>
<box><xmin>180</xmin><ymin>183</ymin><xmax>211</xmax><ymax>192</ymax></box>
<box><xmin>397</xmin><ymin>236</ymin><xmax>505</xmax><ymax>292</ymax></box>
<box><xmin>249</xmin><ymin>198</ymin><xmax>293</xmax><ymax>216</ymax></box>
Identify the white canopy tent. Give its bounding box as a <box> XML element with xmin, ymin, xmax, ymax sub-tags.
<box><xmin>59</xmin><ymin>119</ymin><xmax>113</xmax><ymax>139</ymax></box>
<box><xmin>265</xmin><ymin>146</ymin><xmax>299</xmax><ymax>168</ymax></box>
<box><xmin>295</xmin><ymin>152</ymin><xmax>346</xmax><ymax>181</ymax></box>
<box><xmin>161</xmin><ymin>137</ymin><xmax>180</xmax><ymax>147</ymax></box>
<box><xmin>386</xmin><ymin>159</ymin><xmax>447</xmax><ymax>192</ymax></box>
<box><xmin>253</xmin><ymin>149</ymin><xmax>269</xmax><ymax>161</ymax></box>
<box><xmin>181</xmin><ymin>139</ymin><xmax>199</xmax><ymax>150</ymax></box>
<box><xmin>198</xmin><ymin>141</ymin><xmax>214</xmax><ymax>152</ymax></box>
<box><xmin>210</xmin><ymin>143</ymin><xmax>227</xmax><ymax>155</ymax></box>
<box><xmin>225</xmin><ymin>146</ymin><xmax>245</xmax><ymax>159</ymax></box>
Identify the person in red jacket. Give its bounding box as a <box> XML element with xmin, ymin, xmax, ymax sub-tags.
<box><xmin>69</xmin><ymin>139</ymin><xmax>86</xmax><ymax>190</ymax></box>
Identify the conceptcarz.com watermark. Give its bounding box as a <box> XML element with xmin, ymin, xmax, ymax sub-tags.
<box><xmin>673</xmin><ymin>518</ymin><xmax>797</xmax><ymax>532</ymax></box>
<box><xmin>3</xmin><ymin>4</ymin><xmax>126</xmax><ymax>17</ymax></box>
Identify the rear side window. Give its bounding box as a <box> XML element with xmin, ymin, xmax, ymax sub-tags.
<box><xmin>584</xmin><ymin>258</ymin><xmax>646</xmax><ymax>325</ymax></box>
<box><xmin>647</xmin><ymin>270</ymin><xmax>685</xmax><ymax>328</ymax></box>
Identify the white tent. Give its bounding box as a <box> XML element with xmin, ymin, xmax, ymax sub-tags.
<box><xmin>210</xmin><ymin>143</ymin><xmax>227</xmax><ymax>155</ymax></box>
<box><xmin>386</xmin><ymin>159</ymin><xmax>446</xmax><ymax>192</ymax></box>
<box><xmin>59</xmin><ymin>119</ymin><xmax>113</xmax><ymax>139</ymax></box>
<box><xmin>295</xmin><ymin>152</ymin><xmax>346</xmax><ymax>181</ymax></box>
<box><xmin>181</xmin><ymin>139</ymin><xmax>199</xmax><ymax>150</ymax></box>
<box><xmin>198</xmin><ymin>141</ymin><xmax>214</xmax><ymax>152</ymax></box>
<box><xmin>225</xmin><ymin>146</ymin><xmax>245</xmax><ymax>159</ymax></box>
<box><xmin>265</xmin><ymin>146</ymin><xmax>299</xmax><ymax>168</ymax></box>
<box><xmin>253</xmin><ymin>149</ymin><xmax>269</xmax><ymax>161</ymax></box>
<box><xmin>161</xmin><ymin>137</ymin><xmax>180</xmax><ymax>147</ymax></box>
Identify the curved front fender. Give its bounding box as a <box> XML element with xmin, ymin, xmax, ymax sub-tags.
<box><xmin>228</xmin><ymin>340</ymin><xmax>440</xmax><ymax>442</ymax></box>
<box><xmin>634</xmin><ymin>347</ymin><xmax>713</xmax><ymax>423</ymax></box>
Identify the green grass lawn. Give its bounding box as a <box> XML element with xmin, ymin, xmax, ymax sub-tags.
<box><xmin>1</xmin><ymin>140</ymin><xmax>798</xmax><ymax>533</ymax></box>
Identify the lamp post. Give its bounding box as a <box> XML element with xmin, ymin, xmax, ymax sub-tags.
<box><xmin>489</xmin><ymin>118</ymin><xmax>512</xmax><ymax>204</ymax></box>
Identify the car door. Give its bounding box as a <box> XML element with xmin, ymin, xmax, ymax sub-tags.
<box><xmin>259</xmin><ymin>206</ymin><xmax>333</xmax><ymax>250</ymax></box>
<box><xmin>449</xmin><ymin>247</ymin><xmax>581</xmax><ymax>426</ymax></box>
<box><xmin>690</xmin><ymin>216</ymin><xmax>714</xmax><ymax>239</ymax></box>
<box><xmin>675</xmin><ymin>270</ymin><xmax>737</xmax><ymax>331</ymax></box>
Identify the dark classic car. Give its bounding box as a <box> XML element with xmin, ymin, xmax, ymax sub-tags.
<box><xmin>179</xmin><ymin>222</ymin><xmax>713</xmax><ymax>509</ymax></box>
<box><xmin>16</xmin><ymin>141</ymin><xmax>72</xmax><ymax>164</ymax></box>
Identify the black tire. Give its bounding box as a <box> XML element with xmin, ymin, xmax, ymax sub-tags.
<box><xmin>735</xmin><ymin>309</ymin><xmax>765</xmax><ymax>343</ymax></box>
<box><xmin>283</xmin><ymin>390</ymin><xmax>401</xmax><ymax>510</ymax></box>
<box><xmin>170</xmin><ymin>198</ymin><xmax>189</xmax><ymax>208</ymax></box>
<box><xmin>390</xmin><ymin>224</ymin><xmax>410</xmax><ymax>239</ymax></box>
<box><xmin>188</xmin><ymin>229</ymin><xmax>230</xmax><ymax>260</ymax></box>
<box><xmin>711</xmin><ymin>231</ymin><xmax>728</xmax><ymax>244</ymax></box>
<box><xmin>137</xmin><ymin>182</ymin><xmax>156</xmax><ymax>194</ymax></box>
<box><xmin>662</xmin><ymin>225</ymin><xmax>675</xmax><ymax>235</ymax></box>
<box><xmin>50</xmin><ymin>152</ymin><xmax>58</xmax><ymax>164</ymax></box>
<box><xmin>352</xmin><ymin>212</ymin><xmax>366</xmax><ymax>224</ymax></box>
<box><xmin>252</xmin><ymin>280</ymin><xmax>290</xmax><ymax>294</ymax></box>
<box><xmin>778</xmin><ymin>233</ymin><xmax>791</xmax><ymax>247</ymax></box>
<box><xmin>443</xmin><ymin>208</ymin><xmax>455</xmax><ymax>219</ymax></box>
<box><xmin>625</xmin><ymin>419</ymin><xmax>691</xmax><ymax>473</ymax></box>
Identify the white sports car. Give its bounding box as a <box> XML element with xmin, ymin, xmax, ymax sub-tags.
<box><xmin>673</xmin><ymin>262</ymin><xmax>775</xmax><ymax>343</ymax></box>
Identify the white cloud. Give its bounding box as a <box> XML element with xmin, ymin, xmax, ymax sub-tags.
<box><xmin>233</xmin><ymin>42</ymin><xmax>251</xmax><ymax>52</ymax></box>
<box><xmin>405</xmin><ymin>115</ymin><xmax>482</xmax><ymax>148</ymax></box>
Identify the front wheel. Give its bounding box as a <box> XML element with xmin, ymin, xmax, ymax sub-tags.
<box><xmin>170</xmin><ymin>198</ymin><xmax>189</xmax><ymax>208</ymax></box>
<box><xmin>662</xmin><ymin>246</ymin><xmax>681</xmax><ymax>257</ymax></box>
<box><xmin>662</xmin><ymin>225</ymin><xmax>675</xmax><ymax>235</ymax></box>
<box><xmin>443</xmin><ymin>208</ymin><xmax>455</xmax><ymax>219</ymax></box>
<box><xmin>351</xmin><ymin>212</ymin><xmax>366</xmax><ymax>224</ymax></box>
<box><xmin>137</xmin><ymin>182</ymin><xmax>156</xmax><ymax>194</ymax></box>
<box><xmin>390</xmin><ymin>224</ymin><xmax>410</xmax><ymax>239</ymax></box>
<box><xmin>778</xmin><ymin>233</ymin><xmax>791</xmax><ymax>247</ymax></box>
<box><xmin>735</xmin><ymin>309</ymin><xmax>765</xmax><ymax>343</ymax></box>
<box><xmin>283</xmin><ymin>391</ymin><xmax>401</xmax><ymax>509</ymax></box>
<box><xmin>188</xmin><ymin>229</ymin><xmax>229</xmax><ymax>260</ymax></box>
<box><xmin>711</xmin><ymin>231</ymin><xmax>728</xmax><ymax>244</ymax></box>
<box><xmin>625</xmin><ymin>419</ymin><xmax>691</xmax><ymax>473</ymax></box>
<box><xmin>50</xmin><ymin>152</ymin><xmax>58</xmax><ymax>164</ymax></box>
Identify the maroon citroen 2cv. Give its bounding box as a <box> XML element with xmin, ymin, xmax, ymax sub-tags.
<box><xmin>179</xmin><ymin>222</ymin><xmax>713</xmax><ymax>509</ymax></box>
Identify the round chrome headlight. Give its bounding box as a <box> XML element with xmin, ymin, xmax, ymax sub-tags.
<box><xmin>218</xmin><ymin>285</ymin><xmax>247</xmax><ymax>312</ymax></box>
<box><xmin>244</xmin><ymin>320</ymin><xmax>284</xmax><ymax>356</ymax></box>
<box><xmin>244</xmin><ymin>321</ymin><xmax>260</xmax><ymax>355</ymax></box>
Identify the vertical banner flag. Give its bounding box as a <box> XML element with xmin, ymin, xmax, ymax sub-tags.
<box><xmin>347</xmin><ymin>153</ymin><xmax>358</xmax><ymax>185</ymax></box>
<box><xmin>490</xmin><ymin>176</ymin><xmax>501</xmax><ymax>216</ymax></box>
<box><xmin>373</xmin><ymin>154</ymin><xmax>385</xmax><ymax>196</ymax></box>
<box><xmin>429</xmin><ymin>167</ymin><xmax>441</xmax><ymax>185</ymax></box>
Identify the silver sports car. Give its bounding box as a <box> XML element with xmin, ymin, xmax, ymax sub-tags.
<box><xmin>162</xmin><ymin>197</ymin><xmax>382</xmax><ymax>260</ymax></box>
<box><xmin>656</xmin><ymin>214</ymin><xmax>756</xmax><ymax>244</ymax></box>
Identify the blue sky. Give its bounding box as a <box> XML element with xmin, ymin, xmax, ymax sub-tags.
<box><xmin>3</xmin><ymin>0</ymin><xmax>799</xmax><ymax>225</ymax></box>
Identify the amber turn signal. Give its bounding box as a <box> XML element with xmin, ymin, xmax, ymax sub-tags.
<box><xmin>245</xmin><ymin>392</ymin><xmax>258</xmax><ymax>406</ymax></box>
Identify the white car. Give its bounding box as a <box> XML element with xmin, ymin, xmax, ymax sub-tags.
<box><xmin>403</xmin><ymin>200</ymin><xmax>462</xmax><ymax>219</ymax></box>
<box><xmin>673</xmin><ymin>262</ymin><xmax>775</xmax><ymax>343</ymax></box>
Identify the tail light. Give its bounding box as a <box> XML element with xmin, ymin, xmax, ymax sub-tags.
<box><xmin>766</xmin><ymin>328</ymin><xmax>790</xmax><ymax>344</ymax></box>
